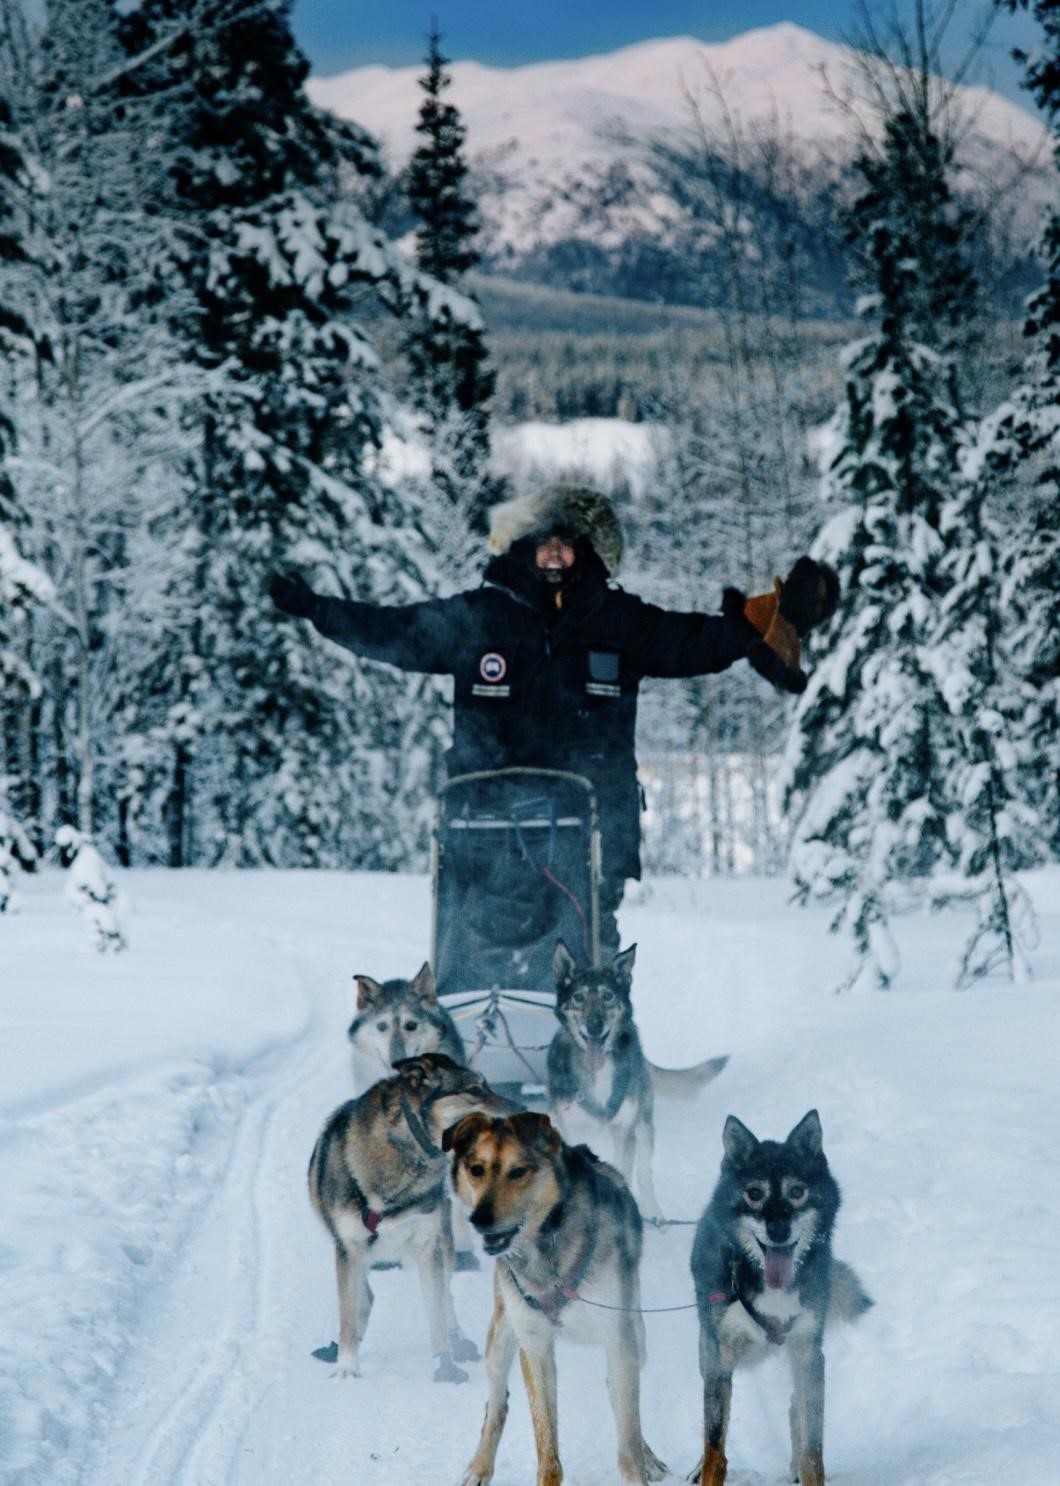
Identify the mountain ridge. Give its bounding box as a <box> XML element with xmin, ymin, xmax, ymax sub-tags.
<box><xmin>309</xmin><ymin>23</ymin><xmax>1051</xmax><ymax>310</ymax></box>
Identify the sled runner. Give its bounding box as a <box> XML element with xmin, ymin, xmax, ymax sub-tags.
<box><xmin>432</xmin><ymin>768</ymin><xmax>602</xmax><ymax>1091</ymax></box>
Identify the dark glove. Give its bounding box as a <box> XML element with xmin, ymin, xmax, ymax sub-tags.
<box><xmin>724</xmin><ymin>558</ymin><xmax>839</xmax><ymax>696</ymax></box>
<box><xmin>268</xmin><ymin>571</ymin><xmax>318</xmax><ymax>620</ymax></box>
<box><xmin>777</xmin><ymin>557</ymin><xmax>839</xmax><ymax>636</ymax></box>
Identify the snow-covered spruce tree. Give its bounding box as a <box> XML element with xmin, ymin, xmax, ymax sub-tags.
<box><xmin>56</xmin><ymin>824</ymin><xmax>125</xmax><ymax>951</ymax></box>
<box><xmin>0</xmin><ymin>78</ymin><xmax>53</xmax><ymax>896</ymax></box>
<box><xmin>925</xmin><ymin>441</ymin><xmax>1040</xmax><ymax>986</ymax></box>
<box><xmin>988</xmin><ymin>0</ymin><xmax>1060</xmax><ymax>857</ymax></box>
<box><xmin>118</xmin><ymin>0</ymin><xmax>467</xmax><ymax>868</ymax></box>
<box><xmin>403</xmin><ymin>22</ymin><xmax>495</xmax><ymax>576</ymax></box>
<box><xmin>782</xmin><ymin>106</ymin><xmax>978</xmax><ymax>991</ymax></box>
<box><xmin>1</xmin><ymin>0</ymin><xmax>206</xmax><ymax>868</ymax></box>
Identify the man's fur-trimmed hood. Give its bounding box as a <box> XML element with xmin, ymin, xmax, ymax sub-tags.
<box><xmin>487</xmin><ymin>484</ymin><xmax>624</xmax><ymax>574</ymax></box>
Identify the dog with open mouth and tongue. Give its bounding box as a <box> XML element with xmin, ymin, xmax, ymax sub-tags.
<box><xmin>688</xmin><ymin>1109</ymin><xmax>872</xmax><ymax>1486</ymax></box>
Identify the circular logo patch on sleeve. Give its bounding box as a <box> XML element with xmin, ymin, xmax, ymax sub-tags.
<box><xmin>479</xmin><ymin>652</ymin><xmax>507</xmax><ymax>683</ymax></box>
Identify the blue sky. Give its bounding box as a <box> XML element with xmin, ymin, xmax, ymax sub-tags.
<box><xmin>292</xmin><ymin>1</ymin><xmax>1040</xmax><ymax>111</ymax></box>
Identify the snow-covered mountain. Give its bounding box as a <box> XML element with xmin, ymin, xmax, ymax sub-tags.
<box><xmin>309</xmin><ymin>24</ymin><xmax>1051</xmax><ymax>303</ymax></box>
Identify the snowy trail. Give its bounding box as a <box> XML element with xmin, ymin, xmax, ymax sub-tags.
<box><xmin>83</xmin><ymin>977</ymin><xmax>342</xmax><ymax>1486</ymax></box>
<box><xmin>3</xmin><ymin>870</ymin><xmax>1059</xmax><ymax>1485</ymax></box>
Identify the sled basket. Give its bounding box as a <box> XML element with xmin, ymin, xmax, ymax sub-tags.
<box><xmin>432</xmin><ymin>768</ymin><xmax>602</xmax><ymax>1090</ymax></box>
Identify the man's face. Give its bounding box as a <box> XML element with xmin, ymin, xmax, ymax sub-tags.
<box><xmin>534</xmin><ymin>534</ymin><xmax>576</xmax><ymax>583</ymax></box>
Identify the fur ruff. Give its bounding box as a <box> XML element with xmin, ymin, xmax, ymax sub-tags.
<box><xmin>487</xmin><ymin>483</ymin><xmax>624</xmax><ymax>574</ymax></box>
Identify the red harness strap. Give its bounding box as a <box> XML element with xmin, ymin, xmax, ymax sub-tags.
<box><xmin>505</xmin><ymin>1225</ymin><xmax>597</xmax><ymax>1327</ymax></box>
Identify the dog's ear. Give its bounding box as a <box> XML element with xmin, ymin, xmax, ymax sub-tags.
<box><xmin>354</xmin><ymin>974</ymin><xmax>384</xmax><ymax>1010</ymax></box>
<box><xmin>508</xmin><ymin>1111</ymin><xmax>561</xmax><ymax>1156</ymax></box>
<box><xmin>552</xmin><ymin>939</ymin><xmax>577</xmax><ymax>989</ymax></box>
<box><xmin>442</xmin><ymin>1111</ymin><xmax>491</xmax><ymax>1156</ymax></box>
<box><xmin>786</xmin><ymin>1109</ymin><xmax>823</xmax><ymax>1159</ymax></box>
<box><xmin>721</xmin><ymin>1114</ymin><xmax>759</xmax><ymax>1168</ymax></box>
<box><xmin>611</xmin><ymin>943</ymin><xmax>636</xmax><ymax>990</ymax></box>
<box><xmin>409</xmin><ymin>961</ymin><xmax>437</xmax><ymax>1004</ymax></box>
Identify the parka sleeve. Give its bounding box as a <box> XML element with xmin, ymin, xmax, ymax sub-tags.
<box><xmin>309</xmin><ymin>592</ymin><xmax>467</xmax><ymax>676</ymax></box>
<box><xmin>622</xmin><ymin>595</ymin><xmax>757</xmax><ymax>679</ymax></box>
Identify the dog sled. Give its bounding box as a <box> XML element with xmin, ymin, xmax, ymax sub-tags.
<box><xmin>432</xmin><ymin>767</ymin><xmax>603</xmax><ymax>1093</ymax></box>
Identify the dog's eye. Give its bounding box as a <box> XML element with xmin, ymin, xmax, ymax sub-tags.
<box><xmin>376</xmin><ymin>1020</ymin><xmax>388</xmax><ymax>1031</ymax></box>
<box><xmin>507</xmin><ymin>1166</ymin><xmax>531</xmax><ymax>1181</ymax></box>
<box><xmin>788</xmin><ymin>1183</ymin><xmax>807</xmax><ymax>1205</ymax></box>
<box><xmin>601</xmin><ymin>991</ymin><xmax>614</xmax><ymax>1004</ymax></box>
<box><xmin>744</xmin><ymin>1184</ymin><xmax>767</xmax><ymax>1205</ymax></box>
<box><xmin>404</xmin><ymin>1020</ymin><xmax>418</xmax><ymax>1032</ymax></box>
<box><xmin>570</xmin><ymin>991</ymin><xmax>585</xmax><ymax>1005</ymax></box>
<box><xmin>468</xmin><ymin>1163</ymin><xmax>486</xmax><ymax>1179</ymax></box>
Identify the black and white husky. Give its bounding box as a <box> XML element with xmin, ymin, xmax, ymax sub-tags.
<box><xmin>546</xmin><ymin>941</ymin><xmax>728</xmax><ymax>1220</ymax></box>
<box><xmin>689</xmin><ymin>1110</ymin><xmax>872</xmax><ymax>1486</ymax></box>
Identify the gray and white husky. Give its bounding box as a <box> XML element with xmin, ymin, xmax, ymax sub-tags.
<box><xmin>348</xmin><ymin>960</ymin><xmax>479</xmax><ymax>1266</ymax></box>
<box><xmin>546</xmin><ymin>941</ymin><xmax>728</xmax><ymax>1220</ymax></box>
<box><xmin>348</xmin><ymin>961</ymin><xmax>464</xmax><ymax>1092</ymax></box>
<box><xmin>689</xmin><ymin>1110</ymin><xmax>872</xmax><ymax>1486</ymax></box>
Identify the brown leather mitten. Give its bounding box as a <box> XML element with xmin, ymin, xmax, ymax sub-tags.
<box><xmin>724</xmin><ymin>558</ymin><xmax>838</xmax><ymax>695</ymax></box>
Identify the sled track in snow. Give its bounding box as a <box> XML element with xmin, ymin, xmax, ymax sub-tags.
<box><xmin>104</xmin><ymin>1001</ymin><xmax>338</xmax><ymax>1486</ymax></box>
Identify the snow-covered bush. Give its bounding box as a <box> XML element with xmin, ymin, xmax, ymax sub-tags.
<box><xmin>56</xmin><ymin>825</ymin><xmax>126</xmax><ymax>953</ymax></box>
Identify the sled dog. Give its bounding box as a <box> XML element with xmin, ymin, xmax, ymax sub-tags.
<box><xmin>308</xmin><ymin>1054</ymin><xmax>512</xmax><ymax>1382</ymax></box>
<box><xmin>546</xmin><ymin>940</ymin><xmax>728</xmax><ymax>1220</ymax></box>
<box><xmin>348</xmin><ymin>961</ymin><xmax>464</xmax><ymax>1091</ymax></box>
<box><xmin>444</xmin><ymin>1110</ymin><xmax>667</xmax><ymax>1486</ymax></box>
<box><xmin>348</xmin><ymin>961</ymin><xmax>479</xmax><ymax>1268</ymax></box>
<box><xmin>689</xmin><ymin>1110</ymin><xmax>872</xmax><ymax>1486</ymax></box>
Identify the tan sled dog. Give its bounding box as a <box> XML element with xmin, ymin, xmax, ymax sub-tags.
<box><xmin>444</xmin><ymin>1111</ymin><xmax>667</xmax><ymax>1486</ymax></box>
<box><xmin>308</xmin><ymin>1054</ymin><xmax>512</xmax><ymax>1382</ymax></box>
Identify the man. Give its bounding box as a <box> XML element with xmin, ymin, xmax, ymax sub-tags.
<box><xmin>270</xmin><ymin>483</ymin><xmax>836</xmax><ymax>948</ymax></box>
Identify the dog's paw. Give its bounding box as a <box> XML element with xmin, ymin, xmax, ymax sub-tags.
<box><xmin>330</xmin><ymin>1353</ymin><xmax>361</xmax><ymax>1379</ymax></box>
<box><xmin>450</xmin><ymin>1333</ymin><xmax>481</xmax><ymax>1363</ymax></box>
<box><xmin>456</xmin><ymin>1470</ymin><xmax>492</xmax><ymax>1486</ymax></box>
<box><xmin>685</xmin><ymin>1458</ymin><xmax>702</xmax><ymax>1485</ymax></box>
<box><xmin>433</xmin><ymin>1353</ymin><xmax>470</xmax><ymax>1384</ymax></box>
<box><xmin>642</xmin><ymin>1441</ymin><xmax>668</xmax><ymax>1480</ymax></box>
<box><xmin>455</xmin><ymin>1248</ymin><xmax>481</xmax><ymax>1272</ymax></box>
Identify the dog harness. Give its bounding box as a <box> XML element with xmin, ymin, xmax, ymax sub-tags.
<box><xmin>352</xmin><ymin>1094</ymin><xmax>448</xmax><ymax>1242</ymax></box>
<box><xmin>707</xmin><ymin>1289</ymin><xmax>799</xmax><ymax>1346</ymax></box>
<box><xmin>504</xmin><ymin>1225</ymin><xmax>597</xmax><ymax>1325</ymax></box>
<box><xmin>351</xmin><ymin>1175</ymin><xmax>446</xmax><ymax>1243</ymax></box>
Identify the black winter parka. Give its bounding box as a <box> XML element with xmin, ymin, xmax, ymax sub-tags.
<box><xmin>310</xmin><ymin>544</ymin><xmax>755</xmax><ymax>880</ymax></box>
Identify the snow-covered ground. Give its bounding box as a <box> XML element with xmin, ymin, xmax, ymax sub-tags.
<box><xmin>2</xmin><ymin>866</ymin><xmax>1058</xmax><ymax>1485</ymax></box>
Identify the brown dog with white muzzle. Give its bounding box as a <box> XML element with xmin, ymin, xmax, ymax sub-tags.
<box><xmin>444</xmin><ymin>1110</ymin><xmax>667</xmax><ymax>1486</ymax></box>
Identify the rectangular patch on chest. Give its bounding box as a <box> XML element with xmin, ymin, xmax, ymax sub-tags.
<box><xmin>472</xmin><ymin>683</ymin><xmax>511</xmax><ymax>698</ymax></box>
<box><xmin>587</xmin><ymin>650</ymin><xmax>620</xmax><ymax>682</ymax></box>
<box><xmin>586</xmin><ymin>681</ymin><xmax>621</xmax><ymax>698</ymax></box>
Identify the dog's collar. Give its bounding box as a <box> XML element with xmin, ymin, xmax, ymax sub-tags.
<box><xmin>504</xmin><ymin>1223</ymin><xmax>596</xmax><ymax>1326</ymax></box>
<box><xmin>743</xmin><ymin>1299</ymin><xmax>799</xmax><ymax>1345</ymax></box>
<box><xmin>352</xmin><ymin>1174</ymin><xmax>446</xmax><ymax>1244</ymax></box>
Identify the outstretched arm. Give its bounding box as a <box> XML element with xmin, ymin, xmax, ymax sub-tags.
<box><xmin>627</xmin><ymin>558</ymin><xmax>838</xmax><ymax>692</ymax></box>
<box><xmin>269</xmin><ymin>572</ymin><xmax>464</xmax><ymax>675</ymax></box>
<box><xmin>624</xmin><ymin>596</ymin><xmax>757</xmax><ymax>679</ymax></box>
